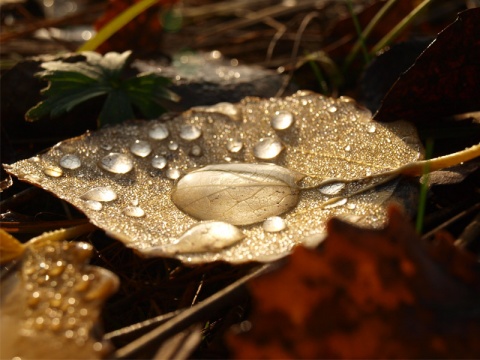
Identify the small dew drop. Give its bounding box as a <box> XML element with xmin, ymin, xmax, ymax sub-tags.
<box><xmin>151</xmin><ymin>155</ymin><xmax>167</xmax><ymax>169</ymax></box>
<box><xmin>253</xmin><ymin>137</ymin><xmax>283</xmax><ymax>160</ymax></box>
<box><xmin>179</xmin><ymin>124</ymin><xmax>202</xmax><ymax>141</ymax></box>
<box><xmin>325</xmin><ymin>198</ymin><xmax>348</xmax><ymax>209</ymax></box>
<box><xmin>168</xmin><ymin>141</ymin><xmax>179</xmax><ymax>151</ymax></box>
<box><xmin>226</xmin><ymin>137</ymin><xmax>243</xmax><ymax>153</ymax></box>
<box><xmin>85</xmin><ymin>200</ymin><xmax>103</xmax><ymax>211</ymax></box>
<box><xmin>148</xmin><ymin>123</ymin><xmax>169</xmax><ymax>140</ymax></box>
<box><xmin>99</xmin><ymin>153</ymin><xmax>133</xmax><ymax>174</ymax></box>
<box><xmin>166</xmin><ymin>168</ymin><xmax>181</xmax><ymax>180</ymax></box>
<box><xmin>262</xmin><ymin>216</ymin><xmax>286</xmax><ymax>232</ymax></box>
<box><xmin>123</xmin><ymin>206</ymin><xmax>145</xmax><ymax>217</ymax></box>
<box><xmin>318</xmin><ymin>182</ymin><xmax>346</xmax><ymax>195</ymax></box>
<box><xmin>59</xmin><ymin>154</ymin><xmax>81</xmax><ymax>170</ymax></box>
<box><xmin>367</xmin><ymin>124</ymin><xmax>376</xmax><ymax>133</ymax></box>
<box><xmin>271</xmin><ymin>110</ymin><xmax>294</xmax><ymax>130</ymax></box>
<box><xmin>100</xmin><ymin>144</ymin><xmax>112</xmax><ymax>151</ymax></box>
<box><xmin>44</xmin><ymin>165</ymin><xmax>63</xmax><ymax>177</ymax></box>
<box><xmin>80</xmin><ymin>187</ymin><xmax>117</xmax><ymax>202</ymax></box>
<box><xmin>344</xmin><ymin>145</ymin><xmax>351</xmax><ymax>152</ymax></box>
<box><xmin>347</xmin><ymin>203</ymin><xmax>356</xmax><ymax>210</ymax></box>
<box><xmin>327</xmin><ymin>105</ymin><xmax>337</xmax><ymax>113</ymax></box>
<box><xmin>189</xmin><ymin>144</ymin><xmax>203</xmax><ymax>157</ymax></box>
<box><xmin>130</xmin><ymin>140</ymin><xmax>152</xmax><ymax>157</ymax></box>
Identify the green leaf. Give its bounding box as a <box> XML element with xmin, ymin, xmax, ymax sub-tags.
<box><xmin>26</xmin><ymin>51</ymin><xmax>176</xmax><ymax>126</ymax></box>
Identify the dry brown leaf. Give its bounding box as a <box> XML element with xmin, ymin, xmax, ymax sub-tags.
<box><xmin>227</xmin><ymin>206</ymin><xmax>480</xmax><ymax>359</ymax></box>
<box><xmin>0</xmin><ymin>225</ymin><xmax>119</xmax><ymax>359</ymax></box>
<box><xmin>4</xmin><ymin>91</ymin><xmax>422</xmax><ymax>263</ymax></box>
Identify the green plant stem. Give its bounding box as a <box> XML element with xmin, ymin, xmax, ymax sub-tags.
<box><xmin>306</xmin><ymin>53</ymin><xmax>328</xmax><ymax>94</ymax></box>
<box><xmin>77</xmin><ymin>0</ymin><xmax>160</xmax><ymax>52</ymax></box>
<box><xmin>346</xmin><ymin>0</ymin><xmax>371</xmax><ymax>65</ymax></box>
<box><xmin>344</xmin><ymin>0</ymin><xmax>398</xmax><ymax>70</ymax></box>
<box><xmin>415</xmin><ymin>138</ymin><xmax>433</xmax><ymax>234</ymax></box>
<box><xmin>370</xmin><ymin>0</ymin><xmax>431</xmax><ymax>55</ymax></box>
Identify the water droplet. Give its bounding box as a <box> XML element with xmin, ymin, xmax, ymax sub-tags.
<box><xmin>80</xmin><ymin>187</ymin><xmax>117</xmax><ymax>202</ymax></box>
<box><xmin>344</xmin><ymin>145</ymin><xmax>351</xmax><ymax>152</ymax></box>
<box><xmin>151</xmin><ymin>155</ymin><xmax>167</xmax><ymax>169</ymax></box>
<box><xmin>253</xmin><ymin>137</ymin><xmax>284</xmax><ymax>160</ymax></box>
<box><xmin>59</xmin><ymin>154</ymin><xmax>81</xmax><ymax>170</ymax></box>
<box><xmin>166</xmin><ymin>168</ymin><xmax>181</xmax><ymax>180</ymax></box>
<box><xmin>149</xmin><ymin>221</ymin><xmax>245</xmax><ymax>255</ymax></box>
<box><xmin>179</xmin><ymin>124</ymin><xmax>202</xmax><ymax>141</ymax></box>
<box><xmin>171</xmin><ymin>163</ymin><xmax>303</xmax><ymax>225</ymax></box>
<box><xmin>148</xmin><ymin>123</ymin><xmax>169</xmax><ymax>140</ymax></box>
<box><xmin>271</xmin><ymin>110</ymin><xmax>294</xmax><ymax>130</ymax></box>
<box><xmin>325</xmin><ymin>198</ymin><xmax>348</xmax><ymax>209</ymax></box>
<box><xmin>318</xmin><ymin>182</ymin><xmax>346</xmax><ymax>195</ymax></box>
<box><xmin>123</xmin><ymin>206</ymin><xmax>145</xmax><ymax>217</ymax></box>
<box><xmin>209</xmin><ymin>102</ymin><xmax>240</xmax><ymax>120</ymax></box>
<box><xmin>189</xmin><ymin>144</ymin><xmax>203</xmax><ymax>157</ymax></box>
<box><xmin>130</xmin><ymin>198</ymin><xmax>139</xmax><ymax>206</ymax></box>
<box><xmin>327</xmin><ymin>105</ymin><xmax>337</xmax><ymax>113</ymax></box>
<box><xmin>347</xmin><ymin>203</ymin><xmax>356</xmax><ymax>210</ymax></box>
<box><xmin>99</xmin><ymin>153</ymin><xmax>133</xmax><ymax>174</ymax></box>
<box><xmin>168</xmin><ymin>141</ymin><xmax>179</xmax><ymax>151</ymax></box>
<box><xmin>100</xmin><ymin>144</ymin><xmax>112</xmax><ymax>151</ymax></box>
<box><xmin>84</xmin><ymin>200</ymin><xmax>103</xmax><ymax>211</ymax></box>
<box><xmin>262</xmin><ymin>216</ymin><xmax>286</xmax><ymax>232</ymax></box>
<box><xmin>226</xmin><ymin>137</ymin><xmax>243</xmax><ymax>153</ymax></box>
<box><xmin>367</xmin><ymin>124</ymin><xmax>376</xmax><ymax>133</ymax></box>
<box><xmin>44</xmin><ymin>165</ymin><xmax>63</xmax><ymax>177</ymax></box>
<box><xmin>130</xmin><ymin>140</ymin><xmax>152</xmax><ymax>157</ymax></box>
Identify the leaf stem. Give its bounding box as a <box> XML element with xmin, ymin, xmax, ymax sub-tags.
<box><xmin>370</xmin><ymin>0</ymin><xmax>432</xmax><ymax>55</ymax></box>
<box><xmin>77</xmin><ymin>0</ymin><xmax>160</xmax><ymax>52</ymax></box>
<box><xmin>344</xmin><ymin>0</ymin><xmax>398</xmax><ymax>70</ymax></box>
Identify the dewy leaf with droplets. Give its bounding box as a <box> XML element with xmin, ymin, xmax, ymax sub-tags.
<box><xmin>0</xmin><ymin>226</ymin><xmax>119</xmax><ymax>359</ymax></box>
<box><xmin>4</xmin><ymin>91</ymin><xmax>422</xmax><ymax>263</ymax></box>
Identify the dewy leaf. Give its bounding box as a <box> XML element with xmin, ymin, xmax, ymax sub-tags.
<box><xmin>5</xmin><ymin>91</ymin><xmax>424</xmax><ymax>263</ymax></box>
<box><xmin>0</xmin><ymin>225</ymin><xmax>119</xmax><ymax>359</ymax></box>
<box><xmin>25</xmin><ymin>51</ymin><xmax>174</xmax><ymax>126</ymax></box>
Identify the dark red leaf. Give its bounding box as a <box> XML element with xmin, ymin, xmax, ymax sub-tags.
<box><xmin>374</xmin><ymin>8</ymin><xmax>480</xmax><ymax>122</ymax></box>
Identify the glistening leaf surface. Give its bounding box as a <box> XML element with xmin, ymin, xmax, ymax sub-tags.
<box><xmin>5</xmin><ymin>91</ymin><xmax>422</xmax><ymax>263</ymax></box>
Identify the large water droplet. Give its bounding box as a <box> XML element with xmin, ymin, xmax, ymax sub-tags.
<box><xmin>207</xmin><ymin>102</ymin><xmax>240</xmax><ymax>120</ymax></box>
<box><xmin>171</xmin><ymin>163</ymin><xmax>303</xmax><ymax>225</ymax></box>
<box><xmin>253</xmin><ymin>137</ymin><xmax>283</xmax><ymax>160</ymax></box>
<box><xmin>148</xmin><ymin>123</ymin><xmax>169</xmax><ymax>140</ymax></box>
<box><xmin>123</xmin><ymin>206</ymin><xmax>145</xmax><ymax>217</ymax></box>
<box><xmin>59</xmin><ymin>154</ymin><xmax>81</xmax><ymax>170</ymax></box>
<box><xmin>84</xmin><ymin>200</ymin><xmax>102</xmax><ymax>211</ymax></box>
<box><xmin>44</xmin><ymin>165</ymin><xmax>63</xmax><ymax>178</ymax></box>
<box><xmin>226</xmin><ymin>137</ymin><xmax>243</xmax><ymax>153</ymax></box>
<box><xmin>80</xmin><ymin>187</ymin><xmax>117</xmax><ymax>202</ymax></box>
<box><xmin>148</xmin><ymin>221</ymin><xmax>245</xmax><ymax>255</ymax></box>
<box><xmin>179</xmin><ymin>125</ymin><xmax>202</xmax><ymax>141</ymax></box>
<box><xmin>271</xmin><ymin>110</ymin><xmax>294</xmax><ymax>130</ymax></box>
<box><xmin>151</xmin><ymin>155</ymin><xmax>167</xmax><ymax>169</ymax></box>
<box><xmin>166</xmin><ymin>168</ymin><xmax>181</xmax><ymax>180</ymax></box>
<box><xmin>130</xmin><ymin>140</ymin><xmax>152</xmax><ymax>157</ymax></box>
<box><xmin>318</xmin><ymin>182</ymin><xmax>346</xmax><ymax>195</ymax></box>
<box><xmin>99</xmin><ymin>153</ymin><xmax>133</xmax><ymax>174</ymax></box>
<box><xmin>262</xmin><ymin>216</ymin><xmax>286</xmax><ymax>232</ymax></box>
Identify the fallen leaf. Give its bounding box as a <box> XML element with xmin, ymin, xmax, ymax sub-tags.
<box><xmin>375</xmin><ymin>8</ymin><xmax>480</xmax><ymax>122</ymax></box>
<box><xmin>227</xmin><ymin>206</ymin><xmax>480</xmax><ymax>359</ymax></box>
<box><xmin>0</xmin><ymin>225</ymin><xmax>119</xmax><ymax>359</ymax></box>
<box><xmin>4</xmin><ymin>91</ymin><xmax>422</xmax><ymax>263</ymax></box>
